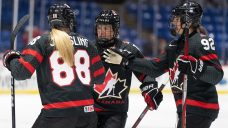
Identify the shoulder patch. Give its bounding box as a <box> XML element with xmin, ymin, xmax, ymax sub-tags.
<box><xmin>28</xmin><ymin>36</ymin><xmax>41</xmax><ymax>45</ymax></box>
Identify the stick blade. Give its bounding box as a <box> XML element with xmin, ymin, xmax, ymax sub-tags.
<box><xmin>10</xmin><ymin>14</ymin><xmax>30</xmax><ymax>50</ymax></box>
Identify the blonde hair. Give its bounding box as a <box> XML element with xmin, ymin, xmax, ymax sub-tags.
<box><xmin>50</xmin><ymin>28</ymin><xmax>74</xmax><ymax>66</ymax></box>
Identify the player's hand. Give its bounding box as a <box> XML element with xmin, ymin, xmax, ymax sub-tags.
<box><xmin>103</xmin><ymin>49</ymin><xmax>123</xmax><ymax>65</ymax></box>
<box><xmin>177</xmin><ymin>55</ymin><xmax>206</xmax><ymax>78</ymax></box>
<box><xmin>103</xmin><ymin>48</ymin><xmax>135</xmax><ymax>67</ymax></box>
<box><xmin>3</xmin><ymin>50</ymin><xmax>21</xmax><ymax>71</ymax></box>
<box><xmin>140</xmin><ymin>81</ymin><xmax>163</xmax><ymax>110</ymax></box>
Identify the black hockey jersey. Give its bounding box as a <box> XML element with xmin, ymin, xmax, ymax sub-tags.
<box><xmin>92</xmin><ymin>39</ymin><xmax>150</xmax><ymax>114</ymax></box>
<box><xmin>127</xmin><ymin>31</ymin><xmax>223</xmax><ymax>119</ymax></box>
<box><xmin>10</xmin><ymin>33</ymin><xmax>105</xmax><ymax>117</ymax></box>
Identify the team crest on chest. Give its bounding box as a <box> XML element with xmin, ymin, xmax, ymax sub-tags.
<box><xmin>169</xmin><ymin>61</ymin><xmax>183</xmax><ymax>92</ymax></box>
<box><xmin>94</xmin><ymin>69</ymin><xmax>128</xmax><ymax>99</ymax></box>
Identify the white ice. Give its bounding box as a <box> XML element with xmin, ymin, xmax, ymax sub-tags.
<box><xmin>0</xmin><ymin>93</ymin><xmax>227</xmax><ymax>128</ymax></box>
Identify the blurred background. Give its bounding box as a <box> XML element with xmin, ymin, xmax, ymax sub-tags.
<box><xmin>0</xmin><ymin>0</ymin><xmax>228</xmax><ymax>127</ymax></box>
<box><xmin>0</xmin><ymin>0</ymin><xmax>228</xmax><ymax>60</ymax></box>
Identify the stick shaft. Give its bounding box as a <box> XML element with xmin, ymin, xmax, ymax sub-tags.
<box><xmin>10</xmin><ymin>14</ymin><xmax>29</xmax><ymax>128</ymax></box>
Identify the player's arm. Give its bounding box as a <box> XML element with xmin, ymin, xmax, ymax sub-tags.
<box><xmin>123</xmin><ymin>44</ymin><xmax>164</xmax><ymax>110</ymax></box>
<box><xmin>129</xmin><ymin>55</ymin><xmax>168</xmax><ymax>78</ymax></box>
<box><xmin>199</xmin><ymin>63</ymin><xmax>223</xmax><ymax>85</ymax></box>
<box><xmin>177</xmin><ymin>37</ymin><xmax>224</xmax><ymax>85</ymax></box>
<box><xmin>103</xmin><ymin>48</ymin><xmax>169</xmax><ymax>78</ymax></box>
<box><xmin>178</xmin><ymin>55</ymin><xmax>223</xmax><ymax>85</ymax></box>
<box><xmin>89</xmin><ymin>43</ymin><xmax>105</xmax><ymax>85</ymax></box>
<box><xmin>3</xmin><ymin>36</ymin><xmax>44</xmax><ymax>80</ymax></box>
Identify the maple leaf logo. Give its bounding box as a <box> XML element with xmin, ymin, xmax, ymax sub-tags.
<box><xmin>169</xmin><ymin>60</ymin><xmax>184</xmax><ymax>92</ymax></box>
<box><xmin>94</xmin><ymin>69</ymin><xmax>128</xmax><ymax>99</ymax></box>
<box><xmin>169</xmin><ymin>61</ymin><xmax>180</xmax><ymax>85</ymax></box>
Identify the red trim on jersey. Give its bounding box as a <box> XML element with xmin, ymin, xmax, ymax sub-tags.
<box><xmin>138</xmin><ymin>74</ymin><xmax>145</xmax><ymax>81</ymax></box>
<box><xmin>22</xmin><ymin>49</ymin><xmax>43</xmax><ymax>63</ymax></box>
<box><xmin>94</xmin><ymin>67</ymin><xmax>105</xmax><ymax>77</ymax></box>
<box><xmin>152</xmin><ymin>58</ymin><xmax>160</xmax><ymax>62</ymax></box>
<box><xmin>176</xmin><ymin>99</ymin><xmax>219</xmax><ymax>110</ymax></box>
<box><xmin>18</xmin><ymin>58</ymin><xmax>35</xmax><ymax>73</ymax></box>
<box><xmin>95</xmin><ymin>107</ymin><xmax>105</xmax><ymax>112</ymax></box>
<box><xmin>200</xmin><ymin>54</ymin><xmax>218</xmax><ymax>61</ymax></box>
<box><xmin>92</xmin><ymin>55</ymin><xmax>101</xmax><ymax>65</ymax></box>
<box><xmin>199</xmin><ymin>54</ymin><xmax>222</xmax><ymax>70</ymax></box>
<box><xmin>43</xmin><ymin>99</ymin><xmax>94</xmax><ymax>109</ymax></box>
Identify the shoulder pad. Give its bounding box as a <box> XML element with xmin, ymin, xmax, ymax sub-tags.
<box><xmin>119</xmin><ymin>41</ymin><xmax>143</xmax><ymax>57</ymax></box>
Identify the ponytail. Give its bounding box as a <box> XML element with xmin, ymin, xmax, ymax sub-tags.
<box><xmin>50</xmin><ymin>28</ymin><xmax>74</xmax><ymax>66</ymax></box>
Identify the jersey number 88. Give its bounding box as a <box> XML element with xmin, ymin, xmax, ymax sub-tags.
<box><xmin>49</xmin><ymin>50</ymin><xmax>91</xmax><ymax>86</ymax></box>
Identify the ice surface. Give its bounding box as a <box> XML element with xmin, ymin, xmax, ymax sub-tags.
<box><xmin>0</xmin><ymin>93</ymin><xmax>227</xmax><ymax>128</ymax></box>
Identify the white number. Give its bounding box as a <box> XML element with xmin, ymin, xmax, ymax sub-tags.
<box><xmin>28</xmin><ymin>36</ymin><xmax>41</xmax><ymax>45</ymax></box>
<box><xmin>74</xmin><ymin>50</ymin><xmax>91</xmax><ymax>85</ymax></box>
<box><xmin>50</xmin><ymin>51</ymin><xmax>74</xmax><ymax>86</ymax></box>
<box><xmin>209</xmin><ymin>38</ymin><xmax>215</xmax><ymax>50</ymax></box>
<box><xmin>201</xmin><ymin>38</ymin><xmax>215</xmax><ymax>50</ymax></box>
<box><xmin>49</xmin><ymin>50</ymin><xmax>91</xmax><ymax>87</ymax></box>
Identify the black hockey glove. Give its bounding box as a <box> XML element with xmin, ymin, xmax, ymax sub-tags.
<box><xmin>103</xmin><ymin>48</ymin><xmax>135</xmax><ymax>68</ymax></box>
<box><xmin>177</xmin><ymin>55</ymin><xmax>206</xmax><ymax>78</ymax></box>
<box><xmin>140</xmin><ymin>81</ymin><xmax>163</xmax><ymax>110</ymax></box>
<box><xmin>3</xmin><ymin>50</ymin><xmax>21</xmax><ymax>71</ymax></box>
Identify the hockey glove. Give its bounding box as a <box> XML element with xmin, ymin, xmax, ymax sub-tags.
<box><xmin>103</xmin><ymin>48</ymin><xmax>135</xmax><ymax>68</ymax></box>
<box><xmin>177</xmin><ymin>55</ymin><xmax>206</xmax><ymax>78</ymax></box>
<box><xmin>140</xmin><ymin>81</ymin><xmax>163</xmax><ymax>110</ymax></box>
<box><xmin>3</xmin><ymin>50</ymin><xmax>21</xmax><ymax>71</ymax></box>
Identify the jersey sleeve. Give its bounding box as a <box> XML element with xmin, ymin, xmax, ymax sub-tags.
<box><xmin>194</xmin><ymin>36</ymin><xmax>223</xmax><ymax>85</ymax></box>
<box><xmin>125</xmin><ymin>42</ymin><xmax>168</xmax><ymax>80</ymax></box>
<box><xmin>89</xmin><ymin>43</ymin><xmax>105</xmax><ymax>84</ymax></box>
<box><xmin>129</xmin><ymin>43</ymin><xmax>147</xmax><ymax>82</ymax></box>
<box><xmin>128</xmin><ymin>52</ymin><xmax>169</xmax><ymax>78</ymax></box>
<box><xmin>10</xmin><ymin>36</ymin><xmax>45</xmax><ymax>80</ymax></box>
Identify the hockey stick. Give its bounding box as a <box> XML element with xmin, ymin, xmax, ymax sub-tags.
<box><xmin>10</xmin><ymin>14</ymin><xmax>29</xmax><ymax>128</ymax></box>
<box><xmin>181</xmin><ymin>2</ymin><xmax>190</xmax><ymax>128</ymax></box>
<box><xmin>132</xmin><ymin>83</ymin><xmax>166</xmax><ymax>128</ymax></box>
<box><xmin>11</xmin><ymin>14</ymin><xmax>30</xmax><ymax>49</ymax></box>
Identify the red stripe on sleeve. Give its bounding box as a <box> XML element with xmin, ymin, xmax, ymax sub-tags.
<box><xmin>200</xmin><ymin>54</ymin><xmax>218</xmax><ymax>61</ymax></box>
<box><xmin>94</xmin><ymin>67</ymin><xmax>105</xmax><ymax>77</ymax></box>
<box><xmin>43</xmin><ymin>99</ymin><xmax>94</xmax><ymax>109</ymax></box>
<box><xmin>18</xmin><ymin>58</ymin><xmax>35</xmax><ymax>73</ymax></box>
<box><xmin>22</xmin><ymin>49</ymin><xmax>43</xmax><ymax>63</ymax></box>
<box><xmin>152</xmin><ymin>58</ymin><xmax>161</xmax><ymax>62</ymax></box>
<box><xmin>92</xmin><ymin>55</ymin><xmax>101</xmax><ymax>65</ymax></box>
<box><xmin>176</xmin><ymin>99</ymin><xmax>219</xmax><ymax>110</ymax></box>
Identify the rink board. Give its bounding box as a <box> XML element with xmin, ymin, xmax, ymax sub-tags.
<box><xmin>1</xmin><ymin>61</ymin><xmax>228</xmax><ymax>94</ymax></box>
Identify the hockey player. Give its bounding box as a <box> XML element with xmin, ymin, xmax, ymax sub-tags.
<box><xmin>103</xmin><ymin>2</ymin><xmax>223</xmax><ymax>128</ymax></box>
<box><xmin>92</xmin><ymin>10</ymin><xmax>163</xmax><ymax>128</ymax></box>
<box><xmin>3</xmin><ymin>3</ymin><xmax>105</xmax><ymax>128</ymax></box>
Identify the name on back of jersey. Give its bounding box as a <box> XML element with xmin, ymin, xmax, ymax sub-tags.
<box><xmin>71</xmin><ymin>36</ymin><xmax>88</xmax><ymax>47</ymax></box>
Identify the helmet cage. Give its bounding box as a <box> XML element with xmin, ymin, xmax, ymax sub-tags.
<box><xmin>170</xmin><ymin>2</ymin><xmax>203</xmax><ymax>28</ymax></box>
<box><xmin>169</xmin><ymin>1</ymin><xmax>203</xmax><ymax>36</ymax></box>
<box><xmin>95</xmin><ymin>10</ymin><xmax>120</xmax><ymax>39</ymax></box>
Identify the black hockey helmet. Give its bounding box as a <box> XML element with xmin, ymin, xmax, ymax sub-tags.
<box><xmin>169</xmin><ymin>1</ymin><xmax>203</xmax><ymax>35</ymax></box>
<box><xmin>95</xmin><ymin>10</ymin><xmax>120</xmax><ymax>47</ymax></box>
<box><xmin>48</xmin><ymin>3</ymin><xmax>76</xmax><ymax>32</ymax></box>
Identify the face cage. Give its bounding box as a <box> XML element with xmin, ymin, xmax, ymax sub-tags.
<box><xmin>169</xmin><ymin>15</ymin><xmax>182</xmax><ymax>36</ymax></box>
<box><xmin>95</xmin><ymin>23</ymin><xmax>118</xmax><ymax>38</ymax></box>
